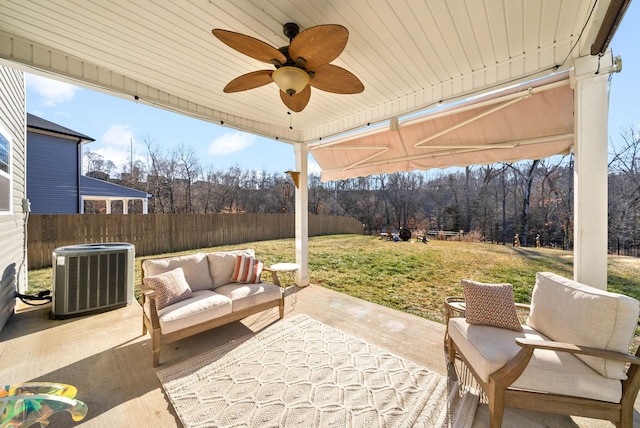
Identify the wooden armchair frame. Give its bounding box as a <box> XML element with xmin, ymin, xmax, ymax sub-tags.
<box><xmin>446</xmin><ymin>302</ymin><xmax>640</xmax><ymax>427</ymax></box>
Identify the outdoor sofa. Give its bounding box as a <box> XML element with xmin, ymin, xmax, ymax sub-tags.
<box><xmin>138</xmin><ymin>249</ymin><xmax>284</xmax><ymax>366</ymax></box>
<box><xmin>447</xmin><ymin>272</ymin><xmax>640</xmax><ymax>427</ymax></box>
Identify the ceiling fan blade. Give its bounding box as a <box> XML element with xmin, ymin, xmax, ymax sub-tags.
<box><xmin>280</xmin><ymin>85</ymin><xmax>311</xmax><ymax>112</ymax></box>
<box><xmin>310</xmin><ymin>64</ymin><xmax>364</xmax><ymax>94</ymax></box>
<box><xmin>223</xmin><ymin>70</ymin><xmax>273</xmax><ymax>93</ymax></box>
<box><xmin>289</xmin><ymin>24</ymin><xmax>348</xmax><ymax>69</ymax></box>
<box><xmin>212</xmin><ymin>29</ymin><xmax>287</xmax><ymax>65</ymax></box>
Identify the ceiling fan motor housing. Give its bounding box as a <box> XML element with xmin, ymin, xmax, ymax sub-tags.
<box><xmin>283</xmin><ymin>22</ymin><xmax>300</xmax><ymax>41</ymax></box>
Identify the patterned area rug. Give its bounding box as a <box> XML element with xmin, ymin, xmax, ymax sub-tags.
<box><xmin>157</xmin><ymin>314</ymin><xmax>478</xmax><ymax>428</ymax></box>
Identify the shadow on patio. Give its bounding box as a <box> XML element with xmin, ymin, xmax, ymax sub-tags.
<box><xmin>1</xmin><ymin>285</ymin><xmax>638</xmax><ymax>427</ymax></box>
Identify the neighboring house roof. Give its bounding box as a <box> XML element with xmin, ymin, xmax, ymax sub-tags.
<box><xmin>26</xmin><ymin>113</ymin><xmax>95</xmax><ymax>142</ymax></box>
<box><xmin>80</xmin><ymin>176</ymin><xmax>151</xmax><ymax>198</ymax></box>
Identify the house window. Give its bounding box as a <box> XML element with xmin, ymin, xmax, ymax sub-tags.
<box><xmin>0</xmin><ymin>123</ymin><xmax>11</xmax><ymax>212</ymax></box>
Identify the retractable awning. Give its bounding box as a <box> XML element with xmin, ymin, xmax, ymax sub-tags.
<box><xmin>311</xmin><ymin>72</ymin><xmax>574</xmax><ymax>182</ymax></box>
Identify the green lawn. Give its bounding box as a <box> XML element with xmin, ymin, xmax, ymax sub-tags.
<box><xmin>27</xmin><ymin>234</ymin><xmax>640</xmax><ymax>324</ymax></box>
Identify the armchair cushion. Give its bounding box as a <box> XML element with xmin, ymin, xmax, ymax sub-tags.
<box><xmin>143</xmin><ymin>253</ymin><xmax>212</xmax><ymax>292</ymax></box>
<box><xmin>142</xmin><ymin>267</ymin><xmax>193</xmax><ymax>310</ymax></box>
<box><xmin>462</xmin><ymin>280</ymin><xmax>523</xmax><ymax>332</ymax></box>
<box><xmin>528</xmin><ymin>272</ymin><xmax>640</xmax><ymax>380</ymax></box>
<box><xmin>448</xmin><ymin>317</ymin><xmax>623</xmax><ymax>403</ymax></box>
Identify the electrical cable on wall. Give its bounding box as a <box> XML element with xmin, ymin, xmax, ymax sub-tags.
<box><xmin>15</xmin><ymin>198</ymin><xmax>53</xmax><ymax>306</ymax></box>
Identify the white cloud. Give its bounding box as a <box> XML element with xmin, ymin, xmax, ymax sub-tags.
<box><xmin>89</xmin><ymin>124</ymin><xmax>143</xmax><ymax>171</ymax></box>
<box><xmin>93</xmin><ymin>147</ymin><xmax>130</xmax><ymax>170</ymax></box>
<box><xmin>101</xmin><ymin>124</ymin><xmax>134</xmax><ymax>148</ymax></box>
<box><xmin>308</xmin><ymin>159</ymin><xmax>322</xmax><ymax>174</ymax></box>
<box><xmin>26</xmin><ymin>74</ymin><xmax>79</xmax><ymax>106</ymax></box>
<box><xmin>208</xmin><ymin>132</ymin><xmax>254</xmax><ymax>156</ymax></box>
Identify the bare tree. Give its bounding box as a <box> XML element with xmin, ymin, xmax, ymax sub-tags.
<box><xmin>534</xmin><ymin>156</ymin><xmax>573</xmax><ymax>249</ymax></box>
<box><xmin>144</xmin><ymin>136</ymin><xmax>179</xmax><ymax>213</ymax></box>
<box><xmin>84</xmin><ymin>150</ymin><xmax>116</xmax><ymax>178</ymax></box>
<box><xmin>175</xmin><ymin>144</ymin><xmax>202</xmax><ymax>213</ymax></box>
<box><xmin>519</xmin><ymin>160</ymin><xmax>540</xmax><ymax>246</ymax></box>
<box><xmin>609</xmin><ymin>125</ymin><xmax>640</xmax><ymax>252</ymax></box>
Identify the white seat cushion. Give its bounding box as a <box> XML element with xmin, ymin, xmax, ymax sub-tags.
<box><xmin>215</xmin><ymin>282</ymin><xmax>282</xmax><ymax>312</ymax></box>
<box><xmin>449</xmin><ymin>318</ymin><xmax>622</xmax><ymax>403</ymax></box>
<box><xmin>155</xmin><ymin>290</ymin><xmax>232</xmax><ymax>335</ymax></box>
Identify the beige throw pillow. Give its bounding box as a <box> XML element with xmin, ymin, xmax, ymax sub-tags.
<box><xmin>462</xmin><ymin>279</ymin><xmax>523</xmax><ymax>332</ymax></box>
<box><xmin>143</xmin><ymin>267</ymin><xmax>193</xmax><ymax>310</ymax></box>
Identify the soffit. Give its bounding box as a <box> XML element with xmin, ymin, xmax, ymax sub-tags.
<box><xmin>0</xmin><ymin>0</ymin><xmax>612</xmax><ymax>144</ymax></box>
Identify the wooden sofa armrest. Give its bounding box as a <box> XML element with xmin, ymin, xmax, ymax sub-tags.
<box><xmin>262</xmin><ymin>267</ymin><xmax>282</xmax><ymax>287</ymax></box>
<box><xmin>516</xmin><ymin>338</ymin><xmax>640</xmax><ymax>365</ymax></box>
<box><xmin>140</xmin><ymin>287</ymin><xmax>156</xmax><ymax>299</ymax></box>
<box><xmin>136</xmin><ymin>283</ymin><xmax>154</xmax><ymax>302</ymax></box>
<box><xmin>138</xmin><ymin>287</ymin><xmax>160</xmax><ymax>329</ymax></box>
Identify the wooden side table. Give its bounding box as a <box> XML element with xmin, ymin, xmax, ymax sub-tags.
<box><xmin>444</xmin><ymin>296</ymin><xmax>466</xmax><ymax>347</ymax></box>
<box><xmin>269</xmin><ymin>263</ymin><xmax>300</xmax><ymax>288</ymax></box>
<box><xmin>268</xmin><ymin>263</ymin><xmax>300</xmax><ymax>287</ymax></box>
<box><xmin>269</xmin><ymin>263</ymin><xmax>300</xmax><ymax>311</ymax></box>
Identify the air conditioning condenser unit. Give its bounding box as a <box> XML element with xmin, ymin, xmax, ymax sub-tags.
<box><xmin>52</xmin><ymin>243</ymin><xmax>135</xmax><ymax>318</ymax></box>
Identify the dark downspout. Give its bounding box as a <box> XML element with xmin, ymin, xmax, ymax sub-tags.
<box><xmin>77</xmin><ymin>139</ymin><xmax>82</xmax><ymax>213</ymax></box>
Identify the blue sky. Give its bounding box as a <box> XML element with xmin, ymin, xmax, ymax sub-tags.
<box><xmin>26</xmin><ymin>2</ymin><xmax>639</xmax><ymax>177</ymax></box>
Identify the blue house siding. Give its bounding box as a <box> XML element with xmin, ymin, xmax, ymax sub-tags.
<box><xmin>27</xmin><ymin>132</ymin><xmax>80</xmax><ymax>214</ymax></box>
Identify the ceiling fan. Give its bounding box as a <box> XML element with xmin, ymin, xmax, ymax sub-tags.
<box><xmin>212</xmin><ymin>22</ymin><xmax>364</xmax><ymax>112</ymax></box>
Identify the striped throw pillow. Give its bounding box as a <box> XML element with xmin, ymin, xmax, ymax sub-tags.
<box><xmin>231</xmin><ymin>255</ymin><xmax>263</xmax><ymax>284</ymax></box>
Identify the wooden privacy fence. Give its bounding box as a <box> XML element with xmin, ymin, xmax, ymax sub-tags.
<box><xmin>28</xmin><ymin>213</ymin><xmax>363</xmax><ymax>269</ymax></box>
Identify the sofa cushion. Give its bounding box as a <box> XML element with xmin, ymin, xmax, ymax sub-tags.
<box><xmin>231</xmin><ymin>255</ymin><xmax>263</xmax><ymax>284</ymax></box>
<box><xmin>155</xmin><ymin>290</ymin><xmax>232</xmax><ymax>335</ymax></box>
<box><xmin>462</xmin><ymin>280</ymin><xmax>522</xmax><ymax>332</ymax></box>
<box><xmin>143</xmin><ymin>253</ymin><xmax>212</xmax><ymax>292</ymax></box>
<box><xmin>448</xmin><ymin>318</ymin><xmax>622</xmax><ymax>403</ymax></box>
<box><xmin>215</xmin><ymin>282</ymin><xmax>282</xmax><ymax>312</ymax></box>
<box><xmin>207</xmin><ymin>249</ymin><xmax>255</xmax><ymax>289</ymax></box>
<box><xmin>142</xmin><ymin>267</ymin><xmax>192</xmax><ymax>310</ymax></box>
<box><xmin>528</xmin><ymin>272</ymin><xmax>639</xmax><ymax>380</ymax></box>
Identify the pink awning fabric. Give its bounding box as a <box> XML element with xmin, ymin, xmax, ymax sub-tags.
<box><xmin>311</xmin><ymin>73</ymin><xmax>574</xmax><ymax>182</ymax></box>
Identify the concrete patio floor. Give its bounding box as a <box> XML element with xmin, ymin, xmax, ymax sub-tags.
<box><xmin>1</xmin><ymin>284</ymin><xmax>638</xmax><ymax>427</ymax></box>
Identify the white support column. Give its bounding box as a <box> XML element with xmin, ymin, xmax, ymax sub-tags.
<box><xmin>142</xmin><ymin>198</ymin><xmax>148</xmax><ymax>214</ymax></box>
<box><xmin>294</xmin><ymin>143</ymin><xmax>310</xmax><ymax>286</ymax></box>
<box><xmin>570</xmin><ymin>51</ymin><xmax>619</xmax><ymax>288</ymax></box>
<box><xmin>122</xmin><ymin>198</ymin><xmax>129</xmax><ymax>214</ymax></box>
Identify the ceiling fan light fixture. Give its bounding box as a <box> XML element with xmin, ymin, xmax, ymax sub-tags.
<box><xmin>272</xmin><ymin>66</ymin><xmax>309</xmax><ymax>96</ymax></box>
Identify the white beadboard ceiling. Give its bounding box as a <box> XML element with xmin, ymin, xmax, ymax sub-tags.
<box><xmin>0</xmin><ymin>0</ymin><xmax>624</xmax><ymax>145</ymax></box>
